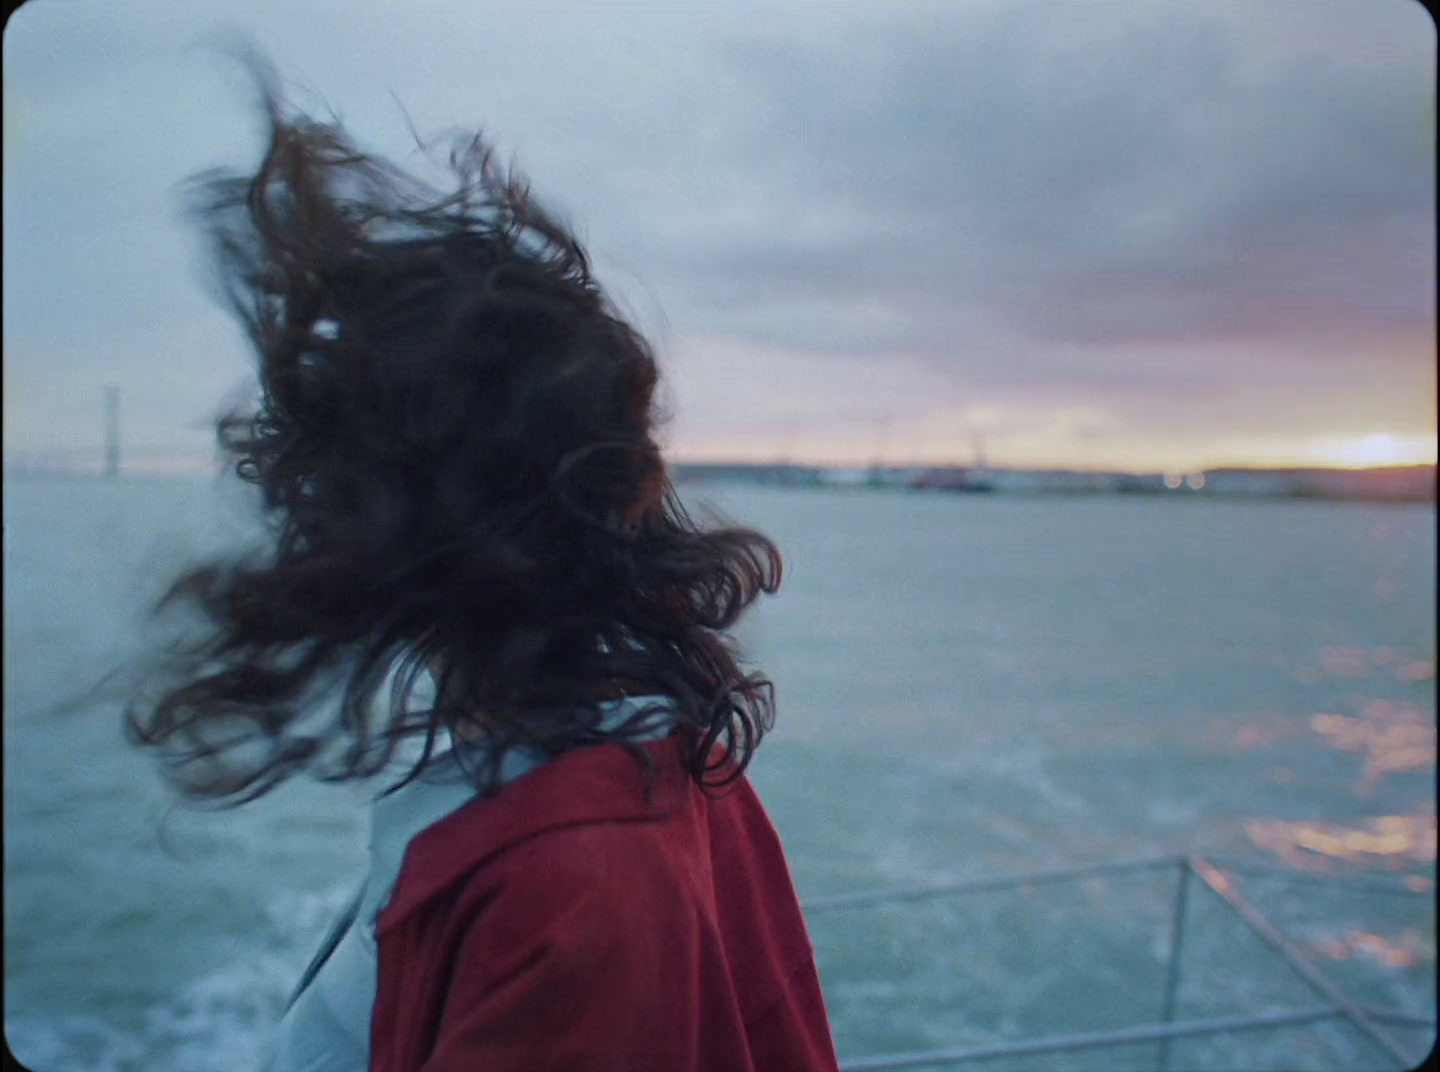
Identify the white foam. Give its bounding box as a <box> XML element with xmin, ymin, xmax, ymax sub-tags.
<box><xmin>7</xmin><ymin>883</ymin><xmax>357</xmax><ymax>1072</ymax></box>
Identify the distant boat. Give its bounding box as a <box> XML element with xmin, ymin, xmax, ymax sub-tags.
<box><xmin>959</xmin><ymin>470</ymin><xmax>996</xmax><ymax>493</ymax></box>
<box><xmin>909</xmin><ymin>468</ymin><xmax>995</xmax><ymax>492</ymax></box>
<box><xmin>909</xmin><ymin>427</ymin><xmax>996</xmax><ymax>492</ymax></box>
<box><xmin>964</xmin><ymin>426</ymin><xmax>995</xmax><ymax>492</ymax></box>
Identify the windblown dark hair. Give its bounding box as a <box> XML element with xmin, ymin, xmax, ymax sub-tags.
<box><xmin>126</xmin><ymin>74</ymin><xmax>781</xmax><ymax>806</ymax></box>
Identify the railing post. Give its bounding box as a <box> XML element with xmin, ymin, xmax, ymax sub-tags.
<box><xmin>1156</xmin><ymin>856</ymin><xmax>1192</xmax><ymax>1072</ymax></box>
<box><xmin>1188</xmin><ymin>856</ymin><xmax>1417</xmax><ymax>1070</ymax></box>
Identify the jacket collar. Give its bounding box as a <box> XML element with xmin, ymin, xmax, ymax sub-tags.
<box><xmin>375</xmin><ymin>733</ymin><xmax>692</xmax><ymax>935</ymax></box>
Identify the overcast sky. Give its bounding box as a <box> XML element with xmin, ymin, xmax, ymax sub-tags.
<box><xmin>4</xmin><ymin>0</ymin><xmax>1435</xmax><ymax>472</ymax></box>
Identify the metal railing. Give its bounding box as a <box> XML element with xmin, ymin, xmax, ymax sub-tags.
<box><xmin>802</xmin><ymin>854</ymin><xmax>1436</xmax><ymax>1071</ymax></box>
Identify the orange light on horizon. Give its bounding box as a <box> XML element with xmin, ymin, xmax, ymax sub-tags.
<box><xmin>666</xmin><ymin>428</ymin><xmax>1437</xmax><ymax>472</ymax></box>
<box><xmin>1300</xmin><ymin>433</ymin><xmax>1437</xmax><ymax>470</ymax></box>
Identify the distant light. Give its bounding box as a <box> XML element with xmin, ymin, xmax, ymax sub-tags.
<box><xmin>1163</xmin><ymin>473</ymin><xmax>1183</xmax><ymax>489</ymax></box>
<box><xmin>1314</xmin><ymin>432</ymin><xmax>1434</xmax><ymax>469</ymax></box>
<box><xmin>1185</xmin><ymin>472</ymin><xmax>1206</xmax><ymax>490</ymax></box>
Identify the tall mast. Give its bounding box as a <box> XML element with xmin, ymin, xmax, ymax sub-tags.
<box><xmin>871</xmin><ymin>416</ymin><xmax>890</xmax><ymax>479</ymax></box>
<box><xmin>103</xmin><ymin>385</ymin><xmax>120</xmax><ymax>478</ymax></box>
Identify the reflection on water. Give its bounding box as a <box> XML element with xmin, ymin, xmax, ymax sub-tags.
<box><xmin>1310</xmin><ymin>701</ymin><xmax>1436</xmax><ymax>791</ymax></box>
<box><xmin>1300</xmin><ymin>929</ymin><xmax>1430</xmax><ymax>969</ymax></box>
<box><xmin>1319</xmin><ymin>646</ymin><xmax>1372</xmax><ymax>677</ymax></box>
<box><xmin>1244</xmin><ymin>814</ymin><xmax>1437</xmax><ymax>867</ymax></box>
<box><xmin>1243</xmin><ymin>654</ymin><xmax>1438</xmax><ymax>869</ymax></box>
<box><xmin>1399</xmin><ymin>658</ymin><xmax>1436</xmax><ymax>682</ymax></box>
<box><xmin>1315</xmin><ymin>646</ymin><xmax>1434</xmax><ymax>682</ymax></box>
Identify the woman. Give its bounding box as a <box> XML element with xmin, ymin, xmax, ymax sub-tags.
<box><xmin>128</xmin><ymin>68</ymin><xmax>839</xmax><ymax>1072</ymax></box>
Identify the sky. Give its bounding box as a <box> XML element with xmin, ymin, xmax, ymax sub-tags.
<box><xmin>4</xmin><ymin>0</ymin><xmax>1436</xmax><ymax>474</ymax></box>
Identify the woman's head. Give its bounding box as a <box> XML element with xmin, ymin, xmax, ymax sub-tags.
<box><xmin>128</xmin><ymin>71</ymin><xmax>780</xmax><ymax>804</ymax></box>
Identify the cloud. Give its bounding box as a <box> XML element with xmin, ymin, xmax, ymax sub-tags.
<box><xmin>625</xmin><ymin>0</ymin><xmax>1434</xmax><ymax>361</ymax></box>
<box><xmin>3</xmin><ymin>0</ymin><xmax>1433</xmax><ymax>464</ymax></box>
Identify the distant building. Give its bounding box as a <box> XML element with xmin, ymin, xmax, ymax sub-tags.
<box><xmin>1295</xmin><ymin>466</ymin><xmax>1436</xmax><ymax>501</ymax></box>
<box><xmin>671</xmin><ymin>462</ymin><xmax>823</xmax><ymax>487</ymax></box>
<box><xmin>816</xmin><ymin>467</ymin><xmax>872</xmax><ymax>487</ymax></box>
<box><xmin>987</xmin><ymin>469</ymin><xmax>1118</xmax><ymax>494</ymax></box>
<box><xmin>1201</xmin><ymin>467</ymin><xmax>1435</xmax><ymax>501</ymax></box>
<box><xmin>1201</xmin><ymin>469</ymin><xmax>1301</xmax><ymax>496</ymax></box>
<box><xmin>668</xmin><ymin>461</ymin><xmax>1436</xmax><ymax>501</ymax></box>
<box><xmin>1114</xmin><ymin>473</ymin><xmax>1168</xmax><ymax>494</ymax></box>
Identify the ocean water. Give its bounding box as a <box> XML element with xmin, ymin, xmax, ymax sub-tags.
<box><xmin>3</xmin><ymin>476</ymin><xmax>1435</xmax><ymax>1071</ymax></box>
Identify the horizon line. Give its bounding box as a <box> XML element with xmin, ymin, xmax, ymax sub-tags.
<box><xmin>4</xmin><ymin>455</ymin><xmax>1436</xmax><ymax>479</ymax></box>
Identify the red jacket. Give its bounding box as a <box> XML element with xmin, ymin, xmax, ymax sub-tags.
<box><xmin>369</xmin><ymin>733</ymin><xmax>840</xmax><ymax>1071</ymax></box>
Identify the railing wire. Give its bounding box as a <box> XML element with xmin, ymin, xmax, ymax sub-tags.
<box><xmin>803</xmin><ymin>854</ymin><xmax>1436</xmax><ymax>1072</ymax></box>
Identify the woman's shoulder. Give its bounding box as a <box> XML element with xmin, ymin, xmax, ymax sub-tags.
<box><xmin>377</xmin><ymin>733</ymin><xmax>696</xmax><ymax>929</ymax></box>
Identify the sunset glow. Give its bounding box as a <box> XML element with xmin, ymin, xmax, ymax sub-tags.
<box><xmin>1309</xmin><ymin>433</ymin><xmax>1438</xmax><ymax>470</ymax></box>
<box><xmin>6</xmin><ymin>3</ymin><xmax>1435</xmax><ymax>484</ymax></box>
<box><xmin>669</xmin><ymin>429</ymin><xmax>1438</xmax><ymax>474</ymax></box>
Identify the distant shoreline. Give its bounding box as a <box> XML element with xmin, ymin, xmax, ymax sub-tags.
<box><xmin>5</xmin><ymin>462</ymin><xmax>1435</xmax><ymax>504</ymax></box>
<box><xmin>669</xmin><ymin>462</ymin><xmax>1438</xmax><ymax>504</ymax></box>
